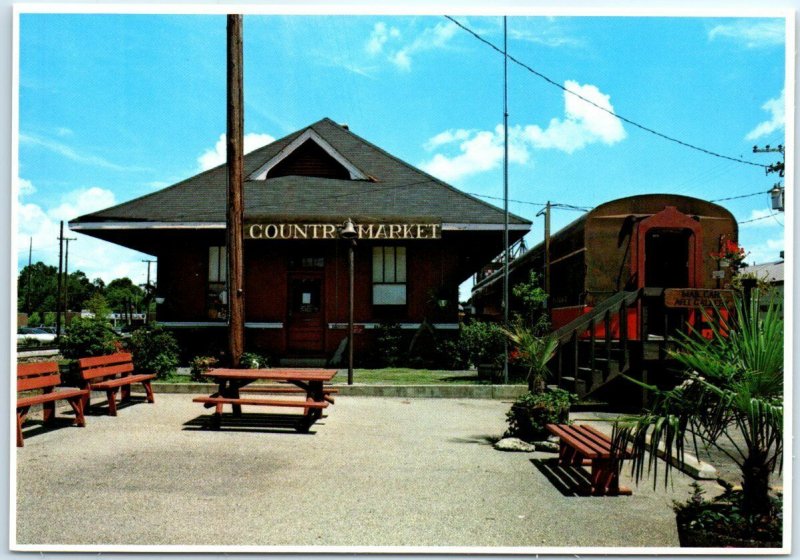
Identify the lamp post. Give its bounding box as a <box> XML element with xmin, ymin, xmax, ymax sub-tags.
<box><xmin>340</xmin><ymin>219</ymin><xmax>358</xmax><ymax>385</ymax></box>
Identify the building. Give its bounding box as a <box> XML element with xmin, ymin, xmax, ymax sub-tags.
<box><xmin>70</xmin><ymin>118</ymin><xmax>531</xmax><ymax>362</ymax></box>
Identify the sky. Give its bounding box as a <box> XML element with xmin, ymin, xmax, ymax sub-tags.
<box><xmin>15</xmin><ymin>10</ymin><xmax>789</xmax><ymax>299</ymax></box>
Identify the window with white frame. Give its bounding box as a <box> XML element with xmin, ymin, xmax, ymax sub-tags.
<box><xmin>207</xmin><ymin>246</ymin><xmax>227</xmax><ymax>319</ymax></box>
<box><xmin>372</xmin><ymin>246</ymin><xmax>407</xmax><ymax>305</ymax></box>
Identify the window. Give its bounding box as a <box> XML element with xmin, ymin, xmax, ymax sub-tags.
<box><xmin>372</xmin><ymin>246</ymin><xmax>407</xmax><ymax>305</ymax></box>
<box><xmin>207</xmin><ymin>246</ymin><xmax>227</xmax><ymax>319</ymax></box>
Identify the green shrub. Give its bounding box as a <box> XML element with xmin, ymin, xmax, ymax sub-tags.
<box><xmin>59</xmin><ymin>317</ymin><xmax>120</xmax><ymax>359</ymax></box>
<box><xmin>241</xmin><ymin>352</ymin><xmax>269</xmax><ymax>369</ymax></box>
<box><xmin>434</xmin><ymin>338</ymin><xmax>470</xmax><ymax>370</ymax></box>
<box><xmin>375</xmin><ymin>322</ymin><xmax>405</xmax><ymax>367</ymax></box>
<box><xmin>190</xmin><ymin>356</ymin><xmax>218</xmax><ymax>382</ymax></box>
<box><xmin>460</xmin><ymin>320</ymin><xmax>506</xmax><ymax>368</ymax></box>
<box><xmin>505</xmin><ymin>388</ymin><xmax>577</xmax><ymax>442</ymax></box>
<box><xmin>128</xmin><ymin>323</ymin><xmax>180</xmax><ymax>379</ymax></box>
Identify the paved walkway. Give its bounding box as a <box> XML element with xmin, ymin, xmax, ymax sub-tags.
<box><xmin>15</xmin><ymin>394</ymin><xmax>722</xmax><ymax>551</ymax></box>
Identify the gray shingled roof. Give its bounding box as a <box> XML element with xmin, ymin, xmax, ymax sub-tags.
<box><xmin>71</xmin><ymin>118</ymin><xmax>530</xmax><ymax>226</ymax></box>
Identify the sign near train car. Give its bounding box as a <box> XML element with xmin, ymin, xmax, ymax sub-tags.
<box><xmin>664</xmin><ymin>288</ymin><xmax>735</xmax><ymax>309</ymax></box>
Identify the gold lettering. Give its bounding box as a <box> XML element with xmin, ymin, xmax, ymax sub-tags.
<box><xmin>309</xmin><ymin>224</ymin><xmax>321</xmax><ymax>239</ymax></box>
<box><xmin>264</xmin><ymin>224</ymin><xmax>278</xmax><ymax>239</ymax></box>
<box><xmin>403</xmin><ymin>224</ymin><xmax>414</xmax><ymax>238</ymax></box>
<box><xmin>430</xmin><ymin>224</ymin><xmax>441</xmax><ymax>239</ymax></box>
<box><xmin>293</xmin><ymin>224</ymin><xmax>308</xmax><ymax>239</ymax></box>
<box><xmin>375</xmin><ymin>225</ymin><xmax>387</xmax><ymax>238</ymax></box>
<box><xmin>322</xmin><ymin>224</ymin><xmax>336</xmax><ymax>239</ymax></box>
<box><xmin>248</xmin><ymin>224</ymin><xmax>263</xmax><ymax>239</ymax></box>
<box><xmin>389</xmin><ymin>224</ymin><xmax>402</xmax><ymax>238</ymax></box>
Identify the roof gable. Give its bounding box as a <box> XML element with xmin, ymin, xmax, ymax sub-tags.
<box><xmin>248</xmin><ymin>128</ymin><xmax>367</xmax><ymax>181</ymax></box>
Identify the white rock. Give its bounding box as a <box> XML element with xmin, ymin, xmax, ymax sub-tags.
<box><xmin>493</xmin><ymin>438</ymin><xmax>536</xmax><ymax>452</ymax></box>
<box><xmin>534</xmin><ymin>440</ymin><xmax>560</xmax><ymax>453</ymax></box>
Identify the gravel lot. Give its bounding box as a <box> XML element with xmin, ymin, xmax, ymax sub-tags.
<box><xmin>15</xmin><ymin>393</ymin><xmax>730</xmax><ymax>552</ymax></box>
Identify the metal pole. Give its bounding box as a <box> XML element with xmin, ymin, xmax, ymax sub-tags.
<box><xmin>26</xmin><ymin>237</ymin><xmax>32</xmax><ymax>314</ymax></box>
<box><xmin>348</xmin><ymin>241</ymin><xmax>355</xmax><ymax>385</ymax></box>
<box><xmin>63</xmin><ymin>237</ymin><xmax>76</xmax><ymax>319</ymax></box>
<box><xmin>502</xmin><ymin>15</ymin><xmax>510</xmax><ymax>385</ymax></box>
<box><xmin>544</xmin><ymin>201</ymin><xmax>551</xmax><ymax>311</ymax></box>
<box><xmin>226</xmin><ymin>14</ymin><xmax>245</xmax><ymax>367</ymax></box>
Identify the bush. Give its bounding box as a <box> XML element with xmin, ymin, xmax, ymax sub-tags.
<box><xmin>190</xmin><ymin>356</ymin><xmax>218</xmax><ymax>382</ymax></box>
<box><xmin>434</xmin><ymin>338</ymin><xmax>470</xmax><ymax>370</ymax></box>
<box><xmin>128</xmin><ymin>323</ymin><xmax>180</xmax><ymax>379</ymax></box>
<box><xmin>240</xmin><ymin>352</ymin><xmax>269</xmax><ymax>369</ymax></box>
<box><xmin>374</xmin><ymin>322</ymin><xmax>405</xmax><ymax>367</ymax></box>
<box><xmin>505</xmin><ymin>388</ymin><xmax>577</xmax><ymax>442</ymax></box>
<box><xmin>460</xmin><ymin>320</ymin><xmax>506</xmax><ymax>368</ymax></box>
<box><xmin>59</xmin><ymin>317</ymin><xmax>120</xmax><ymax>359</ymax></box>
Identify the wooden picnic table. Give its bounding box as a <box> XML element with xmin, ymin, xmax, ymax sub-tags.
<box><xmin>194</xmin><ymin>368</ymin><xmax>337</xmax><ymax>432</ymax></box>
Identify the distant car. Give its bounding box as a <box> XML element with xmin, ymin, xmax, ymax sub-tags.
<box><xmin>17</xmin><ymin>327</ymin><xmax>57</xmax><ymax>343</ymax></box>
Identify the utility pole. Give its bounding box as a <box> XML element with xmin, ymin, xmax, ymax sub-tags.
<box><xmin>63</xmin><ymin>236</ymin><xmax>76</xmax><ymax>320</ymax></box>
<box><xmin>536</xmin><ymin>201</ymin><xmax>552</xmax><ymax>311</ymax></box>
<box><xmin>753</xmin><ymin>144</ymin><xmax>785</xmax><ymax>211</ymax></box>
<box><xmin>502</xmin><ymin>15</ymin><xmax>510</xmax><ymax>385</ymax></box>
<box><xmin>56</xmin><ymin>222</ymin><xmax>64</xmax><ymax>338</ymax></box>
<box><xmin>226</xmin><ymin>14</ymin><xmax>245</xmax><ymax>367</ymax></box>
<box><xmin>25</xmin><ymin>237</ymin><xmax>32</xmax><ymax>314</ymax></box>
<box><xmin>142</xmin><ymin>259</ymin><xmax>157</xmax><ymax>324</ymax></box>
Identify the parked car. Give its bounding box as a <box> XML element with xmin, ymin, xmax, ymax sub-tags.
<box><xmin>17</xmin><ymin>327</ymin><xmax>57</xmax><ymax>343</ymax></box>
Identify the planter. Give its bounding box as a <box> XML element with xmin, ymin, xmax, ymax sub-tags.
<box><xmin>675</xmin><ymin>509</ymin><xmax>782</xmax><ymax>548</ymax></box>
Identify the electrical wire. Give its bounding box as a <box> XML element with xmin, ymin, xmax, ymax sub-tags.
<box><xmin>445</xmin><ymin>16</ymin><xmax>771</xmax><ymax>171</ymax></box>
<box><xmin>711</xmin><ymin>190</ymin><xmax>771</xmax><ymax>203</ymax></box>
<box><xmin>467</xmin><ymin>192</ymin><xmax>590</xmax><ymax>211</ymax></box>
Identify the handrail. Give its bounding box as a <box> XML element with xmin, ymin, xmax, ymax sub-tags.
<box><xmin>552</xmin><ymin>289</ymin><xmax>642</xmax><ymax>344</ymax></box>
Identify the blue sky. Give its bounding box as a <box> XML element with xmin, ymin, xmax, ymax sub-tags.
<box><xmin>16</xmin><ymin>11</ymin><xmax>788</xmax><ymax>295</ymax></box>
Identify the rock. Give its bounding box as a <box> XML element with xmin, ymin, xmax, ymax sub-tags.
<box><xmin>493</xmin><ymin>438</ymin><xmax>536</xmax><ymax>452</ymax></box>
<box><xmin>534</xmin><ymin>440</ymin><xmax>560</xmax><ymax>453</ymax></box>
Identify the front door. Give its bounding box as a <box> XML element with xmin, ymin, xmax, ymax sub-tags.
<box><xmin>287</xmin><ymin>273</ymin><xmax>325</xmax><ymax>354</ymax></box>
<box><xmin>644</xmin><ymin>228</ymin><xmax>691</xmax><ymax>337</ymax></box>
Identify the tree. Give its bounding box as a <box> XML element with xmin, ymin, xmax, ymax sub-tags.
<box><xmin>104</xmin><ymin>277</ymin><xmax>145</xmax><ymax>315</ymax></box>
<box><xmin>17</xmin><ymin>262</ymin><xmax>59</xmax><ymax>316</ymax></box>
<box><xmin>616</xmin><ymin>290</ymin><xmax>783</xmax><ymax>518</ymax></box>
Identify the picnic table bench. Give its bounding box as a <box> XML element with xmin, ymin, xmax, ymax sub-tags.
<box><xmin>547</xmin><ymin>423</ymin><xmax>632</xmax><ymax>496</ymax></box>
<box><xmin>76</xmin><ymin>352</ymin><xmax>155</xmax><ymax>416</ymax></box>
<box><xmin>17</xmin><ymin>361</ymin><xmax>89</xmax><ymax>447</ymax></box>
<box><xmin>193</xmin><ymin>368</ymin><xmax>337</xmax><ymax>432</ymax></box>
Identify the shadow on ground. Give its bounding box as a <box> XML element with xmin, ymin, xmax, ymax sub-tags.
<box><xmin>183</xmin><ymin>412</ymin><xmax>325</xmax><ymax>435</ymax></box>
<box><xmin>532</xmin><ymin>457</ymin><xmax>614</xmax><ymax>497</ymax></box>
<box><xmin>19</xmin><ymin>417</ymin><xmax>83</xmax><ymax>444</ymax></box>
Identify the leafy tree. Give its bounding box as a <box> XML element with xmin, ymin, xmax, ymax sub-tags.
<box><xmin>17</xmin><ymin>262</ymin><xmax>59</xmax><ymax>316</ymax></box>
<box><xmin>59</xmin><ymin>316</ymin><xmax>120</xmax><ymax>359</ymax></box>
<box><xmin>105</xmin><ymin>277</ymin><xmax>145</xmax><ymax>314</ymax></box>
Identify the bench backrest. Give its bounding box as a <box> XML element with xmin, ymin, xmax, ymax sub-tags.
<box><xmin>18</xmin><ymin>361</ymin><xmax>62</xmax><ymax>393</ymax></box>
<box><xmin>77</xmin><ymin>352</ymin><xmax>134</xmax><ymax>382</ymax></box>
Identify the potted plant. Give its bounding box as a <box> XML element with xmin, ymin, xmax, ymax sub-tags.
<box><xmin>614</xmin><ymin>290</ymin><xmax>783</xmax><ymax>547</ymax></box>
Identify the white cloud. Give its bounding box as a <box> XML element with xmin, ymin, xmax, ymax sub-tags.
<box><xmin>16</xmin><ymin>181</ymin><xmax>154</xmax><ymax>286</ymax></box>
<box><xmin>17</xmin><ymin>177</ymin><xmax>36</xmax><ymax>197</ymax></box>
<box><xmin>745</xmin><ymin>89</ymin><xmax>785</xmax><ymax>141</ymax></box>
<box><xmin>742</xmin><ymin>236</ymin><xmax>784</xmax><ymax>265</ymax></box>
<box><xmin>366</xmin><ymin>22</ymin><xmax>401</xmax><ymax>55</ymax></box>
<box><xmin>366</xmin><ymin>20</ymin><xmax>458</xmax><ymax>72</ymax></box>
<box><xmin>740</xmin><ymin>207</ymin><xmax>784</xmax><ymax>229</ymax></box>
<box><xmin>421</xmin><ymin>81</ymin><xmax>625</xmax><ymax>182</ymax></box>
<box><xmin>708</xmin><ymin>20</ymin><xmax>785</xmax><ymax>48</ymax></box>
<box><xmin>197</xmin><ymin>132</ymin><xmax>276</xmax><ymax>171</ymax></box>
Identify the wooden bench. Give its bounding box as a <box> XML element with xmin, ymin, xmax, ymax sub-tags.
<box><xmin>17</xmin><ymin>362</ymin><xmax>89</xmax><ymax>447</ymax></box>
<box><xmin>76</xmin><ymin>353</ymin><xmax>155</xmax><ymax>416</ymax></box>
<box><xmin>546</xmin><ymin>423</ymin><xmax>632</xmax><ymax>496</ymax></box>
<box><xmin>192</xmin><ymin>396</ymin><xmax>328</xmax><ymax>431</ymax></box>
<box><xmin>238</xmin><ymin>386</ymin><xmax>338</xmax><ymax>404</ymax></box>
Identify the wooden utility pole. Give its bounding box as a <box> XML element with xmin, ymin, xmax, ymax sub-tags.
<box><xmin>63</xmin><ymin>237</ymin><xmax>76</xmax><ymax>318</ymax></box>
<box><xmin>544</xmin><ymin>201</ymin><xmax>551</xmax><ymax>304</ymax></box>
<box><xmin>25</xmin><ymin>237</ymin><xmax>32</xmax><ymax>314</ymax></box>
<box><xmin>226</xmin><ymin>14</ymin><xmax>245</xmax><ymax>367</ymax></box>
<box><xmin>55</xmin><ymin>222</ymin><xmax>64</xmax><ymax>338</ymax></box>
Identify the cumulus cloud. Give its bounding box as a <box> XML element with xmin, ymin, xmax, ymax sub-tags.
<box><xmin>366</xmin><ymin>20</ymin><xmax>458</xmax><ymax>71</ymax></box>
<box><xmin>197</xmin><ymin>132</ymin><xmax>275</xmax><ymax>171</ymax></box>
<box><xmin>17</xmin><ymin>177</ymin><xmax>36</xmax><ymax>197</ymax></box>
<box><xmin>742</xmin><ymin>236</ymin><xmax>784</xmax><ymax>265</ymax></box>
<box><xmin>745</xmin><ymin>89</ymin><xmax>785</xmax><ymax>141</ymax></box>
<box><xmin>421</xmin><ymin>81</ymin><xmax>625</xmax><ymax>182</ymax></box>
<box><xmin>16</xmin><ymin>180</ymin><xmax>154</xmax><ymax>285</ymax></box>
<box><xmin>708</xmin><ymin>20</ymin><xmax>785</xmax><ymax>48</ymax></box>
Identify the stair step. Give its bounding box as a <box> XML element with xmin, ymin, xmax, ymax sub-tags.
<box><xmin>578</xmin><ymin>367</ymin><xmax>605</xmax><ymax>388</ymax></box>
<box><xmin>559</xmin><ymin>376</ymin><xmax>587</xmax><ymax>397</ymax></box>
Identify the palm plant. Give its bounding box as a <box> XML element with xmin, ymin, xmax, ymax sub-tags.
<box><xmin>614</xmin><ymin>290</ymin><xmax>783</xmax><ymax>518</ymax></box>
<box><xmin>503</xmin><ymin>321</ymin><xmax>559</xmax><ymax>393</ymax></box>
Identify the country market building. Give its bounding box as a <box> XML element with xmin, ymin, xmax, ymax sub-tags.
<box><xmin>70</xmin><ymin>118</ymin><xmax>531</xmax><ymax>362</ymax></box>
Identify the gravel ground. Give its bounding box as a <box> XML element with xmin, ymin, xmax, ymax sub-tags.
<box><xmin>15</xmin><ymin>394</ymin><xmax>730</xmax><ymax>552</ymax></box>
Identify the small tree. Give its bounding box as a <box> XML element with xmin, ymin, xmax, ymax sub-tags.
<box><xmin>503</xmin><ymin>320</ymin><xmax>558</xmax><ymax>393</ymax></box>
<box><xmin>59</xmin><ymin>316</ymin><xmax>120</xmax><ymax>359</ymax></box>
<box><xmin>512</xmin><ymin>271</ymin><xmax>549</xmax><ymax>333</ymax></box>
<box><xmin>128</xmin><ymin>324</ymin><xmax>180</xmax><ymax>379</ymax></box>
<box><xmin>616</xmin><ymin>290</ymin><xmax>783</xmax><ymax>519</ymax></box>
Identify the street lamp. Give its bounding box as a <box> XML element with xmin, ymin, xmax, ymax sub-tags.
<box><xmin>340</xmin><ymin>219</ymin><xmax>358</xmax><ymax>385</ymax></box>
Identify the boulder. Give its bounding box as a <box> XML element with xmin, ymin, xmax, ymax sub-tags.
<box><xmin>493</xmin><ymin>438</ymin><xmax>536</xmax><ymax>452</ymax></box>
<box><xmin>534</xmin><ymin>440</ymin><xmax>560</xmax><ymax>453</ymax></box>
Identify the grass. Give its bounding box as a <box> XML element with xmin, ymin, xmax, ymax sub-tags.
<box><xmin>153</xmin><ymin>368</ymin><xmax>528</xmax><ymax>385</ymax></box>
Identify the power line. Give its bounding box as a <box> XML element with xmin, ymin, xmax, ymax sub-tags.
<box><xmin>739</xmin><ymin>212</ymin><xmax>784</xmax><ymax>225</ymax></box>
<box><xmin>445</xmin><ymin>16</ymin><xmax>770</xmax><ymax>171</ymax></box>
<box><xmin>710</xmin><ymin>190</ymin><xmax>770</xmax><ymax>203</ymax></box>
<box><xmin>467</xmin><ymin>192</ymin><xmax>590</xmax><ymax>211</ymax></box>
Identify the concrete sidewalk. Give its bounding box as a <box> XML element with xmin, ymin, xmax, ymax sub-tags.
<box><xmin>15</xmin><ymin>393</ymin><xmax>721</xmax><ymax>551</ymax></box>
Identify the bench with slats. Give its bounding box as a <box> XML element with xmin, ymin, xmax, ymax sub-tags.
<box><xmin>546</xmin><ymin>423</ymin><xmax>632</xmax><ymax>496</ymax></box>
<box><xmin>76</xmin><ymin>353</ymin><xmax>155</xmax><ymax>416</ymax></box>
<box><xmin>238</xmin><ymin>385</ymin><xmax>338</xmax><ymax>404</ymax></box>
<box><xmin>17</xmin><ymin>361</ymin><xmax>89</xmax><ymax>447</ymax></box>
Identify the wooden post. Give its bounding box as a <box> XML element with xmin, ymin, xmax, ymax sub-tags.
<box><xmin>55</xmin><ymin>221</ymin><xmax>64</xmax><ymax>339</ymax></box>
<box><xmin>226</xmin><ymin>14</ymin><xmax>245</xmax><ymax>367</ymax></box>
<box><xmin>348</xmin><ymin>240</ymin><xmax>355</xmax><ymax>385</ymax></box>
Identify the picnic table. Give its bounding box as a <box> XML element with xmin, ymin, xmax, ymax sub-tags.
<box><xmin>193</xmin><ymin>368</ymin><xmax>337</xmax><ymax>432</ymax></box>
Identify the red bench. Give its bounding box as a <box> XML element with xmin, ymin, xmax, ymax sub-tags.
<box><xmin>17</xmin><ymin>362</ymin><xmax>89</xmax><ymax>447</ymax></box>
<box><xmin>546</xmin><ymin>423</ymin><xmax>632</xmax><ymax>496</ymax></box>
<box><xmin>76</xmin><ymin>353</ymin><xmax>155</xmax><ymax>416</ymax></box>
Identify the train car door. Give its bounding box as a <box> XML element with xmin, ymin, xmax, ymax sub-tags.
<box><xmin>634</xmin><ymin>206</ymin><xmax>703</xmax><ymax>338</ymax></box>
